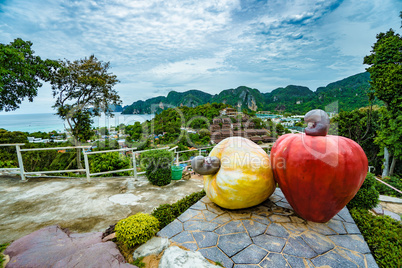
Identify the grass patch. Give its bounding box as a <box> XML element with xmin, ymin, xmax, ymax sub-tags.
<box><xmin>349</xmin><ymin>208</ymin><xmax>402</xmax><ymax>268</ymax></box>
<box><xmin>132</xmin><ymin>256</ymin><xmax>146</xmax><ymax>268</ymax></box>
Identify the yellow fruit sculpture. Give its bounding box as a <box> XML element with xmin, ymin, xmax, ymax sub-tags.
<box><xmin>192</xmin><ymin>137</ymin><xmax>276</xmax><ymax>209</ymax></box>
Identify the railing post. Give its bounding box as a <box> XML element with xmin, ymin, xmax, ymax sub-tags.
<box><xmin>15</xmin><ymin>145</ymin><xmax>26</xmax><ymax>181</ymax></box>
<box><xmin>83</xmin><ymin>149</ymin><xmax>90</xmax><ymax>182</ymax></box>
<box><xmin>199</xmin><ymin>149</ymin><xmax>202</xmax><ymax>156</ymax></box>
<box><xmin>176</xmin><ymin>152</ymin><xmax>179</xmax><ymax>165</ymax></box>
<box><xmin>132</xmin><ymin>151</ymin><xmax>138</xmax><ymax>179</ymax></box>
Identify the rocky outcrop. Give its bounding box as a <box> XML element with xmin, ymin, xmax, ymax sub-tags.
<box><xmin>133</xmin><ymin>237</ymin><xmax>170</xmax><ymax>259</ymax></box>
<box><xmin>158</xmin><ymin>246</ymin><xmax>221</xmax><ymax>268</ymax></box>
<box><xmin>4</xmin><ymin>225</ymin><xmax>136</xmax><ymax>268</ymax></box>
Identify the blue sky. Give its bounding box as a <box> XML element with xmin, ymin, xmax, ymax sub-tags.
<box><xmin>0</xmin><ymin>0</ymin><xmax>401</xmax><ymax>114</ymax></box>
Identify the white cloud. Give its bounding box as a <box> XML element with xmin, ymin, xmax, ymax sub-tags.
<box><xmin>0</xmin><ymin>0</ymin><xmax>400</xmax><ymax>115</ymax></box>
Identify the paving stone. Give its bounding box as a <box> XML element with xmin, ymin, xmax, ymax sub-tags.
<box><xmin>252</xmin><ymin>234</ymin><xmax>286</xmax><ymax>253</ymax></box>
<box><xmin>212</xmin><ymin>213</ymin><xmax>232</xmax><ymax>225</ymax></box>
<box><xmin>193</xmin><ymin>232</ymin><xmax>219</xmax><ymax>248</ymax></box>
<box><xmin>200</xmin><ymin>196</ymin><xmax>213</xmax><ymax>204</ymax></box>
<box><xmin>198</xmin><ymin>247</ymin><xmax>234</xmax><ymax>268</ymax></box>
<box><xmin>269</xmin><ymin>194</ymin><xmax>283</xmax><ymax>203</ymax></box>
<box><xmin>276</xmin><ymin>201</ymin><xmax>293</xmax><ymax>210</ymax></box>
<box><xmin>242</xmin><ymin>220</ymin><xmax>267</xmax><ymax>237</ymax></box>
<box><xmin>251</xmin><ymin>214</ymin><xmax>271</xmax><ymax>225</ymax></box>
<box><xmin>274</xmin><ymin>188</ymin><xmax>285</xmax><ymax>198</ymax></box>
<box><xmin>191</xmin><ymin>212</ymin><xmax>207</xmax><ymax>221</ymax></box>
<box><xmin>190</xmin><ymin>201</ymin><xmax>207</xmax><ymax>210</ymax></box>
<box><xmin>215</xmin><ymin>220</ymin><xmax>246</xmax><ymax>235</ymax></box>
<box><xmin>249</xmin><ymin>204</ymin><xmax>271</xmax><ymax>213</ymax></box>
<box><xmin>282</xmin><ymin>222</ymin><xmax>309</xmax><ymax>235</ymax></box>
<box><xmin>379</xmin><ymin>195</ymin><xmax>402</xmax><ymax>203</ymax></box>
<box><xmin>170</xmin><ymin>231</ymin><xmax>195</xmax><ymax>244</ymax></box>
<box><xmin>289</xmin><ymin>216</ymin><xmax>305</xmax><ymax>223</ymax></box>
<box><xmin>328</xmin><ymin>235</ymin><xmax>371</xmax><ymax>254</ymax></box>
<box><xmin>326</xmin><ymin>219</ymin><xmax>348</xmax><ymax>235</ymax></box>
<box><xmin>344</xmin><ymin>222</ymin><xmax>361</xmax><ymax>234</ymax></box>
<box><xmin>337</xmin><ymin>207</ymin><xmax>355</xmax><ymax>223</ymax></box>
<box><xmin>282</xmin><ymin>236</ymin><xmax>317</xmax><ymax>258</ymax></box>
<box><xmin>269</xmin><ymin>214</ymin><xmax>292</xmax><ymax>223</ymax></box>
<box><xmin>334</xmin><ymin>247</ymin><xmax>365</xmax><ymax>267</ymax></box>
<box><xmin>203</xmin><ymin>210</ymin><xmax>219</xmax><ymax>221</ymax></box>
<box><xmin>184</xmin><ymin>221</ymin><xmax>220</xmax><ymax>232</ymax></box>
<box><xmin>181</xmin><ymin>242</ymin><xmax>198</xmax><ymax>251</ymax></box>
<box><xmin>383</xmin><ymin>209</ymin><xmax>402</xmax><ymax>221</ymax></box>
<box><xmin>229</xmin><ymin>210</ymin><xmax>252</xmax><ymax>220</ymax></box>
<box><xmin>271</xmin><ymin>207</ymin><xmax>294</xmax><ymax>216</ymax></box>
<box><xmin>371</xmin><ymin>204</ymin><xmax>384</xmax><ymax>215</ymax></box>
<box><xmin>311</xmin><ymin>249</ymin><xmax>359</xmax><ymax>268</ymax></box>
<box><xmin>233</xmin><ymin>265</ymin><xmax>260</xmax><ymax>268</ymax></box>
<box><xmin>260</xmin><ymin>253</ymin><xmax>290</xmax><ymax>268</ymax></box>
<box><xmin>301</xmin><ymin>231</ymin><xmax>335</xmax><ymax>255</ymax></box>
<box><xmin>231</xmin><ymin>244</ymin><xmax>268</xmax><ymax>264</ymax></box>
<box><xmin>265</xmin><ymin>222</ymin><xmax>290</xmax><ymax>238</ymax></box>
<box><xmin>306</xmin><ymin>221</ymin><xmax>338</xmax><ymax>235</ymax></box>
<box><xmin>207</xmin><ymin>203</ymin><xmax>227</xmax><ymax>215</ymax></box>
<box><xmin>218</xmin><ymin>233</ymin><xmax>252</xmax><ymax>257</ymax></box>
<box><xmin>157</xmin><ymin>219</ymin><xmax>183</xmax><ymax>238</ymax></box>
<box><xmin>178</xmin><ymin>209</ymin><xmax>203</xmax><ymax>222</ymax></box>
<box><xmin>365</xmin><ymin>254</ymin><xmax>379</xmax><ymax>268</ymax></box>
<box><xmin>331</xmin><ymin>215</ymin><xmax>345</xmax><ymax>223</ymax></box>
<box><xmin>283</xmin><ymin>254</ymin><xmax>314</xmax><ymax>268</ymax></box>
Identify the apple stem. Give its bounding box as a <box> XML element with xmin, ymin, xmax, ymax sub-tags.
<box><xmin>304</xmin><ymin>109</ymin><xmax>330</xmax><ymax>136</ymax></box>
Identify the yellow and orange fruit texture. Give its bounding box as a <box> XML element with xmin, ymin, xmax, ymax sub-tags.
<box><xmin>203</xmin><ymin>137</ymin><xmax>276</xmax><ymax>209</ymax></box>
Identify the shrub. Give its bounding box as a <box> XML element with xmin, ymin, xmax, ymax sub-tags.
<box><xmin>89</xmin><ymin>152</ymin><xmax>131</xmax><ymax>177</ymax></box>
<box><xmin>141</xmin><ymin>150</ymin><xmax>173</xmax><ymax>186</ymax></box>
<box><xmin>349</xmin><ymin>208</ymin><xmax>402</xmax><ymax>268</ymax></box>
<box><xmin>115</xmin><ymin>213</ymin><xmax>159</xmax><ymax>248</ymax></box>
<box><xmin>0</xmin><ymin>243</ymin><xmax>8</xmax><ymax>267</ymax></box>
<box><xmin>375</xmin><ymin>175</ymin><xmax>402</xmax><ymax>198</ymax></box>
<box><xmin>347</xmin><ymin>173</ymin><xmax>379</xmax><ymax>210</ymax></box>
<box><xmin>152</xmin><ymin>190</ymin><xmax>206</xmax><ymax>229</ymax></box>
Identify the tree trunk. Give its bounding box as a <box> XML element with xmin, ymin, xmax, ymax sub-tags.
<box><xmin>76</xmin><ymin>148</ymin><xmax>83</xmax><ymax>170</ymax></box>
<box><xmin>389</xmin><ymin>156</ymin><xmax>397</xmax><ymax>177</ymax></box>
<box><xmin>382</xmin><ymin>147</ymin><xmax>390</xmax><ymax>178</ymax></box>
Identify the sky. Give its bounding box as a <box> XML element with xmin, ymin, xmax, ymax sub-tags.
<box><xmin>0</xmin><ymin>0</ymin><xmax>401</xmax><ymax>114</ymax></box>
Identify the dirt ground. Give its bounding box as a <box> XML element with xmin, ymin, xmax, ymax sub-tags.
<box><xmin>0</xmin><ymin>174</ymin><xmax>204</xmax><ymax>244</ymax></box>
<box><xmin>380</xmin><ymin>201</ymin><xmax>402</xmax><ymax>217</ymax></box>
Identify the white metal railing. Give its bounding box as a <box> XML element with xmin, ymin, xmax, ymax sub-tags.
<box><xmin>82</xmin><ymin>146</ymin><xmax>170</xmax><ymax>182</ymax></box>
<box><xmin>0</xmin><ymin>143</ymin><xmax>26</xmax><ymax>180</ymax></box>
<box><xmin>0</xmin><ymin>143</ymin><xmax>174</xmax><ymax>181</ymax></box>
<box><xmin>173</xmin><ymin>146</ymin><xmax>214</xmax><ymax>166</ymax></box>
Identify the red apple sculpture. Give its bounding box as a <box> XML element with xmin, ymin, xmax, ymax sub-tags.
<box><xmin>270</xmin><ymin>109</ymin><xmax>368</xmax><ymax>223</ymax></box>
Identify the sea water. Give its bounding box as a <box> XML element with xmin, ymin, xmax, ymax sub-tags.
<box><xmin>0</xmin><ymin>112</ymin><xmax>154</xmax><ymax>133</ymax></box>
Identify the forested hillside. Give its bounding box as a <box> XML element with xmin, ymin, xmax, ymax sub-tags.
<box><xmin>122</xmin><ymin>72</ymin><xmax>378</xmax><ymax>114</ymax></box>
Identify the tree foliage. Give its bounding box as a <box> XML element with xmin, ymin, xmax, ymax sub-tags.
<box><xmin>364</xmin><ymin>27</ymin><xmax>402</xmax><ymax>176</ymax></box>
<box><xmin>50</xmin><ymin>55</ymin><xmax>121</xmax><ymax>143</ymax></box>
<box><xmin>332</xmin><ymin>107</ymin><xmax>382</xmax><ymax>172</ymax></box>
<box><xmin>0</xmin><ymin>38</ymin><xmax>59</xmax><ymax>111</ymax></box>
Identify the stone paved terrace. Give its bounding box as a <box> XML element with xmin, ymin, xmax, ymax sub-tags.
<box><xmin>158</xmin><ymin>188</ymin><xmax>378</xmax><ymax>268</ymax></box>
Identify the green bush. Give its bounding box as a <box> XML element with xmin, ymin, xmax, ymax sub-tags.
<box><xmin>347</xmin><ymin>173</ymin><xmax>379</xmax><ymax>210</ymax></box>
<box><xmin>349</xmin><ymin>208</ymin><xmax>402</xmax><ymax>268</ymax></box>
<box><xmin>140</xmin><ymin>150</ymin><xmax>173</xmax><ymax>186</ymax></box>
<box><xmin>152</xmin><ymin>190</ymin><xmax>206</xmax><ymax>229</ymax></box>
<box><xmin>89</xmin><ymin>152</ymin><xmax>131</xmax><ymax>177</ymax></box>
<box><xmin>0</xmin><ymin>243</ymin><xmax>9</xmax><ymax>267</ymax></box>
<box><xmin>375</xmin><ymin>175</ymin><xmax>402</xmax><ymax>198</ymax></box>
<box><xmin>115</xmin><ymin>213</ymin><xmax>159</xmax><ymax>248</ymax></box>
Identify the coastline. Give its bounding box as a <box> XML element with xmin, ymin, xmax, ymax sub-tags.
<box><xmin>0</xmin><ymin>113</ymin><xmax>154</xmax><ymax>133</ymax></box>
